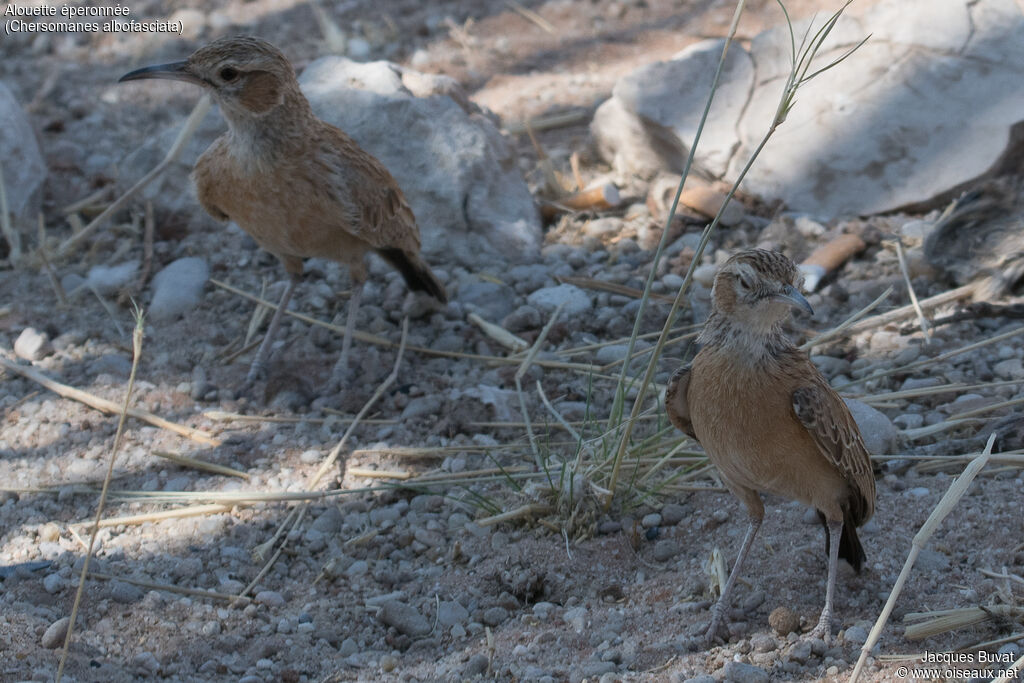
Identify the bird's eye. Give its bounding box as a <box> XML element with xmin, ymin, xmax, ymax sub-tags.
<box><xmin>220</xmin><ymin>67</ymin><xmax>239</xmax><ymax>82</ymax></box>
<box><xmin>737</xmin><ymin>273</ymin><xmax>753</xmax><ymax>290</ymax></box>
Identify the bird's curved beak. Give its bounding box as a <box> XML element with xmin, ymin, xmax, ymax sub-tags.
<box><xmin>774</xmin><ymin>284</ymin><xmax>814</xmax><ymax>316</ymax></box>
<box><xmin>119</xmin><ymin>61</ymin><xmax>205</xmax><ymax>87</ymax></box>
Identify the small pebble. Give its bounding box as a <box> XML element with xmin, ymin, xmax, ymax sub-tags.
<box><xmin>41</xmin><ymin>617</ymin><xmax>70</xmax><ymax>649</ymax></box>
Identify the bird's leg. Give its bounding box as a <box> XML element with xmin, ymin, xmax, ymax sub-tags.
<box><xmin>246</xmin><ymin>275</ymin><xmax>299</xmax><ymax>385</ymax></box>
<box><xmin>705</xmin><ymin>514</ymin><xmax>762</xmax><ymax>645</ymax></box>
<box><xmin>329</xmin><ymin>279</ymin><xmax>364</xmax><ymax>390</ymax></box>
<box><xmin>808</xmin><ymin>518</ymin><xmax>843</xmax><ymax>644</ymax></box>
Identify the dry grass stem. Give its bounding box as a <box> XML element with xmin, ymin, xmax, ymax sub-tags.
<box><xmin>89</xmin><ymin>571</ymin><xmax>251</xmax><ymax>604</ymax></box>
<box><xmin>477</xmin><ymin>503</ymin><xmax>552</xmax><ymax>527</ymax></box>
<box><xmin>893</xmin><ymin>238</ymin><xmax>931</xmax><ymax>339</ymax></box>
<box><xmin>505</xmin><ymin>0</ymin><xmax>555</xmax><ymax>32</ymax></box>
<box><xmin>348</xmin><ymin>467</ymin><xmax>413</xmax><ymax>480</ymax></box>
<box><xmin>847</xmin><ymin>282</ymin><xmax>977</xmax><ymax>334</ymax></box>
<box><xmin>37</xmin><ymin>215</ymin><xmax>68</xmax><ymax>306</ymax></box>
<box><xmin>57</xmin><ymin>312</ymin><xmax>144</xmax><ymax>683</ymax></box>
<box><xmin>0</xmin><ymin>355</ymin><xmax>220</xmax><ymax>446</ymax></box>
<box><xmin>502</xmin><ymin>109</ymin><xmax>589</xmax><ymax>136</ymax></box>
<box><xmin>517</xmin><ymin>302</ymin><xmax>566</xmax><ymax>468</ymax></box>
<box><xmin>54</xmin><ymin>96</ymin><xmax>211</xmax><ymax>259</ymax></box>
<box><xmin>850</xmin><ymin>433</ymin><xmax>997</xmax><ymax>682</ymax></box>
<box><xmin>468</xmin><ymin>312</ymin><xmax>528</xmax><ymax>352</ymax></box>
<box><xmin>152</xmin><ymin>450</ymin><xmax>250</xmax><ymax>479</ymax></box>
<box><xmin>902</xmin><ymin>605</ymin><xmax>1023</xmax><ymax>640</ymax></box>
<box><xmin>71</xmin><ymin>503</ymin><xmax>234</xmax><ymax>529</ymax></box>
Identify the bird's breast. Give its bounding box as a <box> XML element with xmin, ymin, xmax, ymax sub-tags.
<box><xmin>193</xmin><ymin>140</ymin><xmax>367</xmax><ymax>264</ymax></box>
<box><xmin>687</xmin><ymin>348</ymin><xmax>843</xmax><ymax>503</ymax></box>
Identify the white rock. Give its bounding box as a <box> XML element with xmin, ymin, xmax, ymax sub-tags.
<box><xmin>843</xmin><ymin>398</ymin><xmax>899</xmax><ymax>454</ymax></box>
<box><xmin>993</xmin><ymin>358</ymin><xmax>1024</xmax><ymax>380</ymax></box>
<box><xmin>594</xmin><ymin>0</ymin><xmax>1024</xmax><ymax>218</ymax></box>
<box><xmin>82</xmin><ymin>261</ymin><xmax>139</xmax><ymax>295</ymax></box>
<box><xmin>0</xmin><ymin>81</ymin><xmax>46</xmax><ymax>224</ymax></box>
<box><xmin>149</xmin><ymin>257</ymin><xmax>209</xmax><ymax>321</ymax></box>
<box><xmin>527</xmin><ymin>284</ymin><xmax>592</xmax><ymax>316</ymax></box>
<box><xmin>14</xmin><ymin>327</ymin><xmax>49</xmax><ymax>361</ymax></box>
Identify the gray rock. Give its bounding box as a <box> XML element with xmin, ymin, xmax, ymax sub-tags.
<box><xmin>80</xmin><ymin>261</ymin><xmax>139</xmax><ymax>295</ymax></box>
<box><xmin>993</xmin><ymin>358</ymin><xmax>1024</xmax><ymax>380</ymax></box>
<box><xmin>652</xmin><ymin>539</ymin><xmax>679</xmax><ymax>562</ymax></box>
<box><xmin>42</xmin><ymin>573</ymin><xmax>63</xmax><ymax>594</ymax></box>
<box><xmin>844</xmin><ymin>625</ymin><xmax>869</xmax><ymax>645</ymax></box>
<box><xmin>255</xmin><ymin>590</ymin><xmax>286</xmax><ymax>607</ymax></box>
<box><xmin>311</xmin><ymin>506</ymin><xmax>343</xmax><ymax>533</ymax></box>
<box><xmin>90</xmin><ymin>354</ymin><xmax>133</xmax><ymax>377</ymax></box>
<box><xmin>149</xmin><ymin>257</ymin><xmax>209</xmax><ymax>321</ymax></box>
<box><xmin>14</xmin><ymin>327</ymin><xmax>49</xmax><ymax>361</ymax></box>
<box><xmin>527</xmin><ymin>284</ymin><xmax>592</xmax><ymax>316</ymax></box>
<box><xmin>109</xmin><ymin>579</ymin><xmax>144</xmax><ymax>603</ymax></box>
<box><xmin>0</xmin><ymin>81</ymin><xmax>46</xmax><ymax>226</ymax></box>
<box><xmin>502</xmin><ymin>305</ymin><xmax>542</xmax><ymax>332</ymax></box>
<box><xmin>457</xmin><ymin>276</ymin><xmax>518</xmax><ymax>321</ymax></box>
<box><xmin>132</xmin><ymin>651</ymin><xmax>161</xmax><ymax>677</ymax></box>
<box><xmin>722</xmin><ymin>660</ymin><xmax>770</xmax><ymax>683</ymax></box>
<box><xmin>437</xmin><ymin>600</ymin><xmax>469</xmax><ymax>626</ymax></box>
<box><xmin>594</xmin><ymin>0</ymin><xmax>1024</xmax><ymax>218</ymax></box>
<box><xmin>41</xmin><ymin>616</ymin><xmax>70</xmax><ymax>649</ymax></box>
<box><xmin>379</xmin><ymin>600</ymin><xmax>431</xmax><ymax>636</ymax></box>
<box><xmin>592</xmin><ymin>39</ymin><xmax>751</xmax><ymax>179</ymax></box>
<box><xmin>463</xmin><ymin>653</ymin><xmax>489</xmax><ymax>677</ymax></box>
<box><xmin>641</xmin><ymin>513</ymin><xmax>662</xmax><ymax>528</ymax></box>
<box><xmin>660</xmin><ymin>503</ymin><xmax>686</xmax><ymax>525</ymax></box>
<box><xmin>401</xmin><ymin>395</ymin><xmax>444</xmax><ymax>420</ymax></box>
<box><xmin>894</xmin><ymin>413</ymin><xmax>924</xmax><ymax>430</ymax></box>
<box><xmin>843</xmin><ymin>398</ymin><xmax>898</xmax><ymax>454</ymax></box>
<box><xmin>482</xmin><ymin>606</ymin><xmax>509</xmax><ymax>626</ymax></box>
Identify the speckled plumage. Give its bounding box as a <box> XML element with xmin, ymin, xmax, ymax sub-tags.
<box><xmin>665</xmin><ymin>248</ymin><xmax>875</xmax><ymax>646</ymax></box>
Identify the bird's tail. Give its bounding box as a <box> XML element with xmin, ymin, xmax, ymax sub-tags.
<box><xmin>377</xmin><ymin>248</ymin><xmax>448</xmax><ymax>303</ymax></box>
<box><xmin>818</xmin><ymin>509</ymin><xmax>867</xmax><ymax>573</ymax></box>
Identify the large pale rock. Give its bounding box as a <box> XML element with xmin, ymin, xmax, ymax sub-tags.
<box><xmin>119</xmin><ymin>59</ymin><xmax>540</xmax><ymax>267</ymax></box>
<box><xmin>0</xmin><ymin>82</ymin><xmax>46</xmax><ymax>223</ymax></box>
<box><xmin>593</xmin><ymin>0</ymin><xmax>1024</xmax><ymax>218</ymax></box>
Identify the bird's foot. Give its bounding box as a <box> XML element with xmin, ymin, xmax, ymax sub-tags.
<box><xmin>806</xmin><ymin>610</ymin><xmax>835</xmax><ymax>646</ymax></box>
<box><xmin>703</xmin><ymin>609</ymin><xmax>731</xmax><ymax>647</ymax></box>
<box><xmin>237</xmin><ymin>361</ymin><xmax>269</xmax><ymax>400</ymax></box>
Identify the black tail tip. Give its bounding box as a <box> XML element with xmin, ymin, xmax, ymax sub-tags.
<box><xmin>377</xmin><ymin>248</ymin><xmax>447</xmax><ymax>304</ymax></box>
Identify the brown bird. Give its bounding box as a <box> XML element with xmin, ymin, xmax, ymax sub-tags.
<box><xmin>120</xmin><ymin>36</ymin><xmax>447</xmax><ymax>388</ymax></box>
<box><xmin>665</xmin><ymin>249</ymin><xmax>875</xmax><ymax>645</ymax></box>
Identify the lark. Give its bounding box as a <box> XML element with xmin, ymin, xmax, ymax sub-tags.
<box><xmin>120</xmin><ymin>36</ymin><xmax>447</xmax><ymax>389</ymax></box>
<box><xmin>665</xmin><ymin>249</ymin><xmax>875</xmax><ymax>645</ymax></box>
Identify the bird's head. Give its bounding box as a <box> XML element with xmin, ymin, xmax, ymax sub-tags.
<box><xmin>119</xmin><ymin>36</ymin><xmax>298</xmax><ymax>117</ymax></box>
<box><xmin>709</xmin><ymin>249</ymin><xmax>812</xmax><ymax>333</ymax></box>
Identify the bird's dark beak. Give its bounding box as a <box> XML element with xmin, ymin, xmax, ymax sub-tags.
<box><xmin>774</xmin><ymin>284</ymin><xmax>814</xmax><ymax>316</ymax></box>
<box><xmin>119</xmin><ymin>61</ymin><xmax>205</xmax><ymax>87</ymax></box>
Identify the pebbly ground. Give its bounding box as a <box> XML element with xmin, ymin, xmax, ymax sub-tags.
<box><xmin>2</xmin><ymin>0</ymin><xmax>1023</xmax><ymax>681</ymax></box>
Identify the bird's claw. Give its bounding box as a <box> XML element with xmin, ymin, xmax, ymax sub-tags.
<box><xmin>806</xmin><ymin>612</ymin><xmax>834</xmax><ymax>646</ymax></box>
<box><xmin>703</xmin><ymin>613</ymin><xmax>731</xmax><ymax>647</ymax></box>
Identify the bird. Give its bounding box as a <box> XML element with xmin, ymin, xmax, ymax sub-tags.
<box><xmin>665</xmin><ymin>249</ymin><xmax>875</xmax><ymax>646</ymax></box>
<box><xmin>119</xmin><ymin>36</ymin><xmax>447</xmax><ymax>389</ymax></box>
